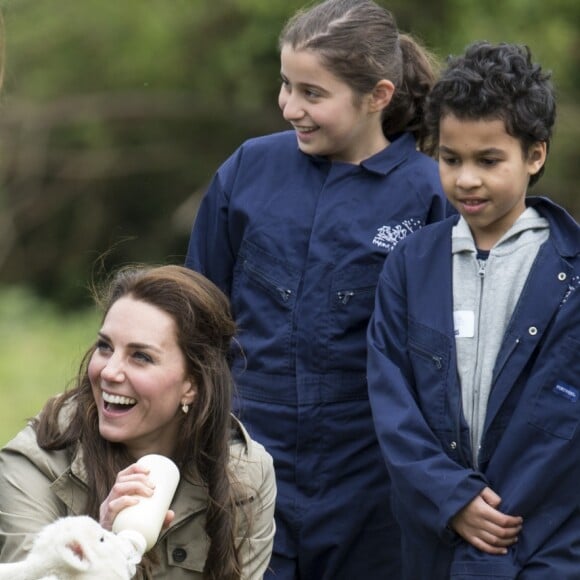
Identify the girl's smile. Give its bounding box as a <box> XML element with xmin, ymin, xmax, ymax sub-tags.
<box><xmin>278</xmin><ymin>45</ymin><xmax>389</xmax><ymax>164</ymax></box>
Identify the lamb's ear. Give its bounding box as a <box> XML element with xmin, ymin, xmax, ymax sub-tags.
<box><xmin>58</xmin><ymin>539</ymin><xmax>92</xmax><ymax>572</ymax></box>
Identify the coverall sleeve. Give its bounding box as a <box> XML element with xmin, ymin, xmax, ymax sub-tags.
<box><xmin>367</xmin><ymin>248</ymin><xmax>487</xmax><ymax>541</ymax></box>
<box><xmin>0</xmin><ymin>426</ymin><xmax>67</xmax><ymax>562</ymax></box>
<box><xmin>236</xmin><ymin>444</ymin><xmax>277</xmax><ymax>580</ymax></box>
<box><xmin>184</xmin><ymin>152</ymin><xmax>240</xmax><ymax>297</ymax></box>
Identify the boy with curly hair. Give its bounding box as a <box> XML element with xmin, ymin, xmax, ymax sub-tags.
<box><xmin>368</xmin><ymin>41</ymin><xmax>580</xmax><ymax>579</ymax></box>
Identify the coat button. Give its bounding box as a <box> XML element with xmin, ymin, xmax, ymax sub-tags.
<box><xmin>450</xmin><ymin>441</ymin><xmax>457</xmax><ymax>449</ymax></box>
<box><xmin>528</xmin><ymin>326</ymin><xmax>538</xmax><ymax>336</ymax></box>
<box><xmin>172</xmin><ymin>548</ymin><xmax>187</xmax><ymax>563</ymax></box>
<box><xmin>558</xmin><ymin>272</ymin><xmax>567</xmax><ymax>281</ymax></box>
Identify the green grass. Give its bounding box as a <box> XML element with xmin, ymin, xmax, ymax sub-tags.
<box><xmin>0</xmin><ymin>286</ymin><xmax>99</xmax><ymax>446</ymax></box>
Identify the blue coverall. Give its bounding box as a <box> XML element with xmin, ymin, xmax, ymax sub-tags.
<box><xmin>368</xmin><ymin>197</ymin><xmax>580</xmax><ymax>579</ymax></box>
<box><xmin>186</xmin><ymin>130</ymin><xmax>446</xmax><ymax>579</ymax></box>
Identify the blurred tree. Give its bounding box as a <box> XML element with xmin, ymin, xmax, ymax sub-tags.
<box><xmin>0</xmin><ymin>0</ymin><xmax>577</xmax><ymax>307</ymax></box>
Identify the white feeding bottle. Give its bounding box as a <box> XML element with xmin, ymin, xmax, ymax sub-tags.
<box><xmin>113</xmin><ymin>454</ymin><xmax>180</xmax><ymax>553</ymax></box>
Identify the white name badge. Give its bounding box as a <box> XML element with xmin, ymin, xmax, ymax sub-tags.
<box><xmin>454</xmin><ymin>310</ymin><xmax>475</xmax><ymax>338</ymax></box>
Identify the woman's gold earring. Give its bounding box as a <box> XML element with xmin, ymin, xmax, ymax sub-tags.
<box><xmin>182</xmin><ymin>403</ymin><xmax>189</xmax><ymax>414</ymax></box>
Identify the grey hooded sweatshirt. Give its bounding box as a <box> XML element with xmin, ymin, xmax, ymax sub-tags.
<box><xmin>452</xmin><ymin>207</ymin><xmax>550</xmax><ymax>466</ymax></box>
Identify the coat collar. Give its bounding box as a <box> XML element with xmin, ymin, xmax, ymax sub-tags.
<box><xmin>305</xmin><ymin>131</ymin><xmax>420</xmax><ymax>177</ymax></box>
<box><xmin>51</xmin><ymin>414</ymin><xmax>252</xmax><ymax>516</ymax></box>
<box><xmin>526</xmin><ymin>196</ymin><xmax>580</xmax><ymax>258</ymax></box>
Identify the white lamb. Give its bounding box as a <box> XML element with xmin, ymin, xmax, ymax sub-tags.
<box><xmin>0</xmin><ymin>515</ymin><xmax>146</xmax><ymax>580</ymax></box>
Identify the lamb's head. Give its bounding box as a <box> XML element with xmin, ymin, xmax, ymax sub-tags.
<box><xmin>28</xmin><ymin>516</ymin><xmax>144</xmax><ymax>579</ymax></box>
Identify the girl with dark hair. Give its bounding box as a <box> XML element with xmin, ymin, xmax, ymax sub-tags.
<box><xmin>0</xmin><ymin>265</ymin><xmax>276</xmax><ymax>579</ymax></box>
<box><xmin>185</xmin><ymin>1</ymin><xmax>448</xmax><ymax>577</ymax></box>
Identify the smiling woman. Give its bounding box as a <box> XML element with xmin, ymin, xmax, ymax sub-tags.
<box><xmin>0</xmin><ymin>265</ymin><xmax>276</xmax><ymax>580</ymax></box>
<box><xmin>89</xmin><ymin>295</ymin><xmax>195</xmax><ymax>459</ymax></box>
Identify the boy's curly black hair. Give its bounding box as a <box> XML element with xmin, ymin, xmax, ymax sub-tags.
<box><xmin>424</xmin><ymin>41</ymin><xmax>556</xmax><ymax>186</ymax></box>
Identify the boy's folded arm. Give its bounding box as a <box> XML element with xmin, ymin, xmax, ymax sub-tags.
<box><xmin>368</xmin><ymin>331</ymin><xmax>488</xmax><ymax>541</ymax></box>
<box><xmin>367</xmin><ymin>256</ymin><xmax>487</xmax><ymax>541</ymax></box>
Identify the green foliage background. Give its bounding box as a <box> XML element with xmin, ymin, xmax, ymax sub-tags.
<box><xmin>0</xmin><ymin>0</ymin><xmax>578</xmax><ymax>443</ymax></box>
<box><xmin>0</xmin><ymin>287</ymin><xmax>98</xmax><ymax>445</ymax></box>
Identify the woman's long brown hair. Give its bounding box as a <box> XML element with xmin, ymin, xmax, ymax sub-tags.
<box><xmin>34</xmin><ymin>265</ymin><xmax>244</xmax><ymax>579</ymax></box>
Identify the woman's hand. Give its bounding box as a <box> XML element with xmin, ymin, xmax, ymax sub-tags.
<box><xmin>99</xmin><ymin>463</ymin><xmax>155</xmax><ymax>530</ymax></box>
<box><xmin>450</xmin><ymin>487</ymin><xmax>523</xmax><ymax>554</ymax></box>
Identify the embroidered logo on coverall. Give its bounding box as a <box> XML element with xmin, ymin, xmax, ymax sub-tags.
<box><xmin>372</xmin><ymin>219</ymin><xmax>423</xmax><ymax>251</ymax></box>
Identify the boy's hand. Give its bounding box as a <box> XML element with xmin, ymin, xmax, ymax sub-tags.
<box><xmin>450</xmin><ymin>487</ymin><xmax>523</xmax><ymax>554</ymax></box>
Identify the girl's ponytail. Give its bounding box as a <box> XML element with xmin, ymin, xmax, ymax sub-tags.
<box><xmin>382</xmin><ymin>34</ymin><xmax>439</xmax><ymax>151</ymax></box>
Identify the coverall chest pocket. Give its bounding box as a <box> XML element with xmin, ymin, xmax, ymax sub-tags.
<box><xmin>407</xmin><ymin>319</ymin><xmax>451</xmax><ymax>429</ymax></box>
<box><xmin>329</xmin><ymin>263</ymin><xmax>382</xmax><ymax>366</ymax></box>
<box><xmin>233</xmin><ymin>240</ymin><xmax>301</xmax><ymax>370</ymax></box>
<box><xmin>236</xmin><ymin>240</ymin><xmax>300</xmax><ymax>309</ymax></box>
<box><xmin>529</xmin><ymin>336</ymin><xmax>580</xmax><ymax>440</ymax></box>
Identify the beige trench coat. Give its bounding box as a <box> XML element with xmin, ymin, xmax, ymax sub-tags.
<box><xmin>0</xmin><ymin>414</ymin><xmax>276</xmax><ymax>579</ymax></box>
